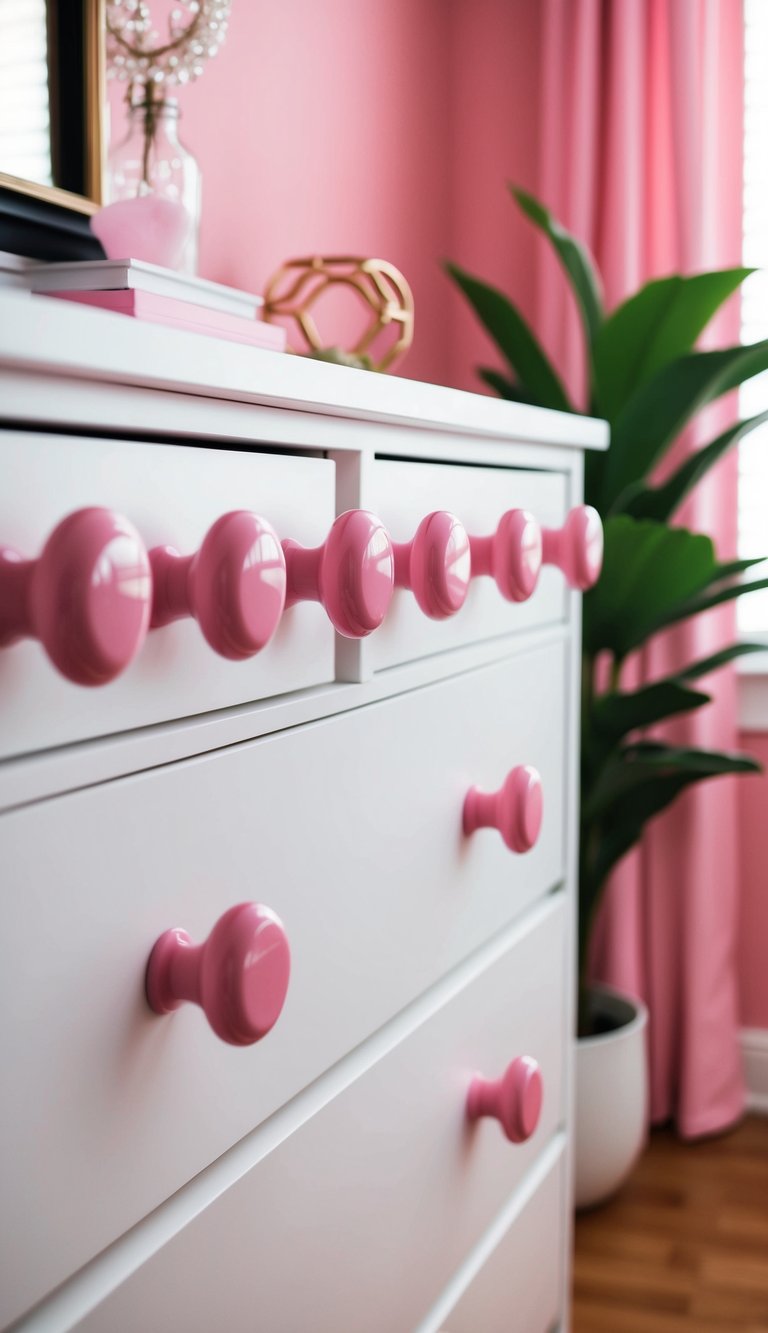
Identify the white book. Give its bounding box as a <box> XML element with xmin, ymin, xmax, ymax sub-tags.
<box><xmin>0</xmin><ymin>250</ymin><xmax>36</xmax><ymax>290</ymax></box>
<box><xmin>17</xmin><ymin>258</ymin><xmax>263</xmax><ymax>319</ymax></box>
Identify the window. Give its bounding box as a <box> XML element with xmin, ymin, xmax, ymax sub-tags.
<box><xmin>0</xmin><ymin>0</ymin><xmax>52</xmax><ymax>187</ymax></box>
<box><xmin>739</xmin><ymin>0</ymin><xmax>768</xmax><ymax>637</ymax></box>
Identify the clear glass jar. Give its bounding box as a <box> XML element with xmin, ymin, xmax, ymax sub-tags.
<box><xmin>106</xmin><ymin>96</ymin><xmax>201</xmax><ymax>274</ymax></box>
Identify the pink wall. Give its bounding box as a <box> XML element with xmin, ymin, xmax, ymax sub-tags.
<box><xmin>737</xmin><ymin>730</ymin><xmax>768</xmax><ymax>1028</ymax></box>
<box><xmin>446</xmin><ymin>0</ymin><xmax>544</xmax><ymax>391</ymax></box>
<box><xmin>108</xmin><ymin>0</ymin><xmax>543</xmax><ymax>390</ymax></box>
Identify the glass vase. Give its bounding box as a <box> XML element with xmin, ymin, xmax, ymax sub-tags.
<box><xmin>106</xmin><ymin>95</ymin><xmax>201</xmax><ymax>275</ymax></box>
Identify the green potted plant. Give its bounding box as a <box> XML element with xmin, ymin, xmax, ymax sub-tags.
<box><xmin>447</xmin><ymin>186</ymin><xmax>768</xmax><ymax>1205</ymax></box>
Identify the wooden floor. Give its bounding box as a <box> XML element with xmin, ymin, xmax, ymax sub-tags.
<box><xmin>572</xmin><ymin>1116</ymin><xmax>768</xmax><ymax>1332</ymax></box>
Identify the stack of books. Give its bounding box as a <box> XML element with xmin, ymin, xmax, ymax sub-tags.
<box><xmin>23</xmin><ymin>259</ymin><xmax>286</xmax><ymax>352</ymax></box>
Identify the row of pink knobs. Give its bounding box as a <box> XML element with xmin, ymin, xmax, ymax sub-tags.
<box><xmin>145</xmin><ymin>762</ymin><xmax>542</xmax><ymax>1044</ymax></box>
<box><xmin>0</xmin><ymin>504</ymin><xmax>603</xmax><ymax>686</ymax></box>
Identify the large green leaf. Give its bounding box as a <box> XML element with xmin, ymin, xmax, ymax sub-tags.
<box><xmin>582</xmin><ymin>517</ymin><xmax>718</xmax><ymax>658</ymax></box>
<box><xmin>623</xmin><ymin>411</ymin><xmax>768</xmax><ymax>522</ymax></box>
<box><xmin>590</xmin><ymin>681</ymin><xmax>710</xmax><ymax>747</ymax></box>
<box><xmin>581</xmin><ymin>751</ymin><xmax>759</xmax><ymax>912</ymax></box>
<box><xmin>579</xmin><ymin>777</ymin><xmax>691</xmax><ymax>928</ymax></box>
<box><xmin>510</xmin><ymin>185</ymin><xmax>604</xmax><ymax>347</ymax></box>
<box><xmin>444</xmin><ymin>263</ymin><xmax>573</xmax><ymax>412</ymax></box>
<box><xmin>585</xmin><ymin>645</ymin><xmax>765</xmax><ymax>767</ymax></box>
<box><xmin>584</xmin><ymin>447</ymin><xmax>606</xmax><ymax>511</ymax></box>
<box><xmin>585</xmin><ymin>645</ymin><xmax>765</xmax><ymax>766</ymax></box>
<box><xmin>599</xmin><ymin>339</ymin><xmax>768</xmax><ymax>512</ymax></box>
<box><xmin>705</xmin><ymin>557</ymin><xmax>766</xmax><ymax>582</ymax></box>
<box><xmin>477</xmin><ymin>367</ymin><xmax>538</xmax><ymax>403</ymax></box>
<box><xmin>656</xmin><ymin>572</ymin><xmax>768</xmax><ymax>628</ymax></box>
<box><xmin>677</xmin><ymin>642</ymin><xmax>767</xmax><ymax>679</ymax></box>
<box><xmin>583</xmin><ymin>741</ymin><xmax>760</xmax><ymax>821</ymax></box>
<box><xmin>593</xmin><ymin>269</ymin><xmax>753</xmax><ymax>421</ymax></box>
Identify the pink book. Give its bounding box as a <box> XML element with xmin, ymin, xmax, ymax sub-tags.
<box><xmin>42</xmin><ymin>288</ymin><xmax>287</xmax><ymax>351</ymax></box>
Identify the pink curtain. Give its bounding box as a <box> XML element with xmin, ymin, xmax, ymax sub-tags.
<box><xmin>536</xmin><ymin>0</ymin><xmax>746</xmax><ymax>1136</ymax></box>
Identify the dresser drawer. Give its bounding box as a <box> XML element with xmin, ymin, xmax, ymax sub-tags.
<box><xmin>0</xmin><ymin>430</ymin><xmax>335</xmax><ymax>759</ymax></box>
<box><xmin>75</xmin><ymin>901</ymin><xmax>566</xmax><ymax>1333</ymax></box>
<box><xmin>369</xmin><ymin>459</ymin><xmax>568</xmax><ymax>670</ymax></box>
<box><xmin>0</xmin><ymin>643</ymin><xmax>566</xmax><ymax>1325</ymax></box>
<box><xmin>439</xmin><ymin>1149</ymin><xmax>565</xmax><ymax>1333</ymax></box>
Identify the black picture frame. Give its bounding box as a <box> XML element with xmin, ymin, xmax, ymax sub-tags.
<box><xmin>0</xmin><ymin>186</ymin><xmax>103</xmax><ymax>264</ymax></box>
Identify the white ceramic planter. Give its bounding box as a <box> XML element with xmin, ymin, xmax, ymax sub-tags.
<box><xmin>574</xmin><ymin>986</ymin><xmax>649</xmax><ymax>1210</ymax></box>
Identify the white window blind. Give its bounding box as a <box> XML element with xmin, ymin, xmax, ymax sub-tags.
<box><xmin>739</xmin><ymin>0</ymin><xmax>768</xmax><ymax>636</ymax></box>
<box><xmin>0</xmin><ymin>0</ymin><xmax>52</xmax><ymax>187</ymax></box>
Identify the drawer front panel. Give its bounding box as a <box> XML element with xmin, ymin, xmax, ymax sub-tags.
<box><xmin>0</xmin><ymin>644</ymin><xmax>566</xmax><ymax>1324</ymax></box>
<box><xmin>369</xmin><ymin>459</ymin><xmax>568</xmax><ymax>669</ymax></box>
<box><xmin>440</xmin><ymin>1151</ymin><xmax>565</xmax><ymax>1333</ymax></box>
<box><xmin>78</xmin><ymin>903</ymin><xmax>567</xmax><ymax>1333</ymax></box>
<box><xmin>0</xmin><ymin>431</ymin><xmax>335</xmax><ymax>759</ymax></box>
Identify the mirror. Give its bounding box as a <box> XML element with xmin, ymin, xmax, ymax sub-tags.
<box><xmin>0</xmin><ymin>0</ymin><xmax>105</xmax><ymax>260</ymax></box>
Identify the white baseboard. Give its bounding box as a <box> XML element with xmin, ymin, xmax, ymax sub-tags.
<box><xmin>741</xmin><ymin>1028</ymin><xmax>768</xmax><ymax>1114</ymax></box>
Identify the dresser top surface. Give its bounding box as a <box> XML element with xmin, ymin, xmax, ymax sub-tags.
<box><xmin>0</xmin><ymin>290</ymin><xmax>608</xmax><ymax>452</ymax></box>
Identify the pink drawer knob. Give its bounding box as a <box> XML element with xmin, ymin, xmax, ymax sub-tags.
<box><xmin>0</xmin><ymin>507</ymin><xmax>152</xmax><ymax>685</ymax></box>
<box><xmin>463</xmin><ymin>765</ymin><xmax>543</xmax><ymax>853</ymax></box>
<box><xmin>467</xmin><ymin>1056</ymin><xmax>543</xmax><ymax>1143</ymax></box>
<box><xmin>146</xmin><ymin>902</ymin><xmax>291</xmax><ymax>1046</ymax></box>
<box><xmin>542</xmin><ymin>504</ymin><xmax>603</xmax><ymax>590</ymax></box>
<box><xmin>149</xmin><ymin>511</ymin><xmax>286</xmax><ymax>659</ymax></box>
<box><xmin>282</xmin><ymin>509</ymin><xmax>394</xmax><ymax>638</ymax></box>
<box><xmin>392</xmin><ymin>511</ymin><xmax>471</xmax><ymax>619</ymax></box>
<box><xmin>467</xmin><ymin>509</ymin><xmax>543</xmax><ymax>602</ymax></box>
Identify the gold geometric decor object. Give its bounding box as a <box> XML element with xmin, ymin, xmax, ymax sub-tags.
<box><xmin>262</xmin><ymin>255</ymin><xmax>414</xmax><ymax>372</ymax></box>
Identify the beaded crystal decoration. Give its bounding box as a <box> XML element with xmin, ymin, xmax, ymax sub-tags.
<box><xmin>106</xmin><ymin>1</ymin><xmax>231</xmax><ymax>93</ymax></box>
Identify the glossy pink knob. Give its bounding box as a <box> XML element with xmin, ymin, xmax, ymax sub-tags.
<box><xmin>282</xmin><ymin>509</ymin><xmax>394</xmax><ymax>638</ymax></box>
<box><xmin>542</xmin><ymin>504</ymin><xmax>603</xmax><ymax>590</ymax></box>
<box><xmin>149</xmin><ymin>511</ymin><xmax>286</xmax><ymax>659</ymax></box>
<box><xmin>463</xmin><ymin>765</ymin><xmax>543</xmax><ymax>853</ymax></box>
<box><xmin>467</xmin><ymin>1056</ymin><xmax>543</xmax><ymax>1143</ymax></box>
<box><xmin>146</xmin><ymin>902</ymin><xmax>291</xmax><ymax>1047</ymax></box>
<box><xmin>391</xmin><ymin>511</ymin><xmax>471</xmax><ymax>619</ymax></box>
<box><xmin>0</xmin><ymin>507</ymin><xmax>152</xmax><ymax>685</ymax></box>
<box><xmin>467</xmin><ymin>508</ymin><xmax>543</xmax><ymax>602</ymax></box>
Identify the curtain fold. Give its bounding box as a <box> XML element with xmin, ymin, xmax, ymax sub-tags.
<box><xmin>537</xmin><ymin>0</ymin><xmax>746</xmax><ymax>1137</ymax></box>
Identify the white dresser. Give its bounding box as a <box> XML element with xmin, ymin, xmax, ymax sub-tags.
<box><xmin>0</xmin><ymin>292</ymin><xmax>606</xmax><ymax>1332</ymax></box>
